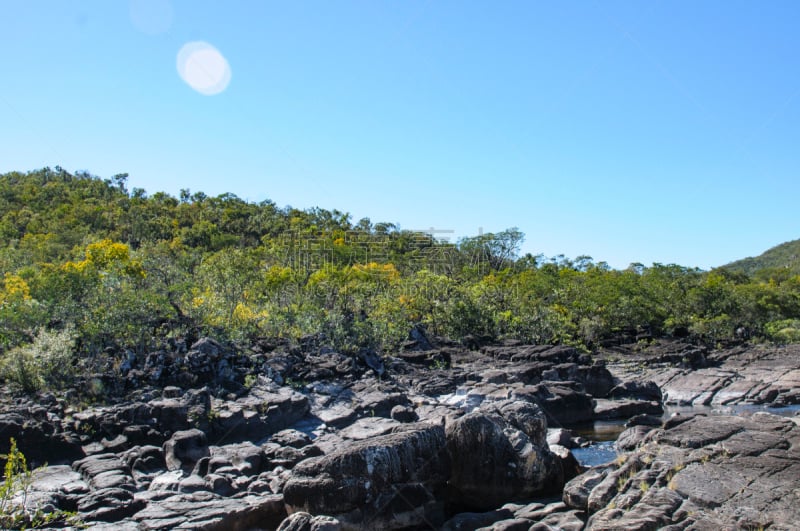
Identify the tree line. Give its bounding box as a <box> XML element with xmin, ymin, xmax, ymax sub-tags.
<box><xmin>1</xmin><ymin>168</ymin><xmax>799</xmax><ymax>390</ymax></box>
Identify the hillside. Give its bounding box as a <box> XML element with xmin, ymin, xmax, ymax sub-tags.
<box><xmin>723</xmin><ymin>239</ymin><xmax>800</xmax><ymax>277</ymax></box>
<box><xmin>1</xmin><ymin>167</ymin><xmax>800</xmax><ymax>395</ymax></box>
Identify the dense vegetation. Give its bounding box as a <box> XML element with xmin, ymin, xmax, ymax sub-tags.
<box><xmin>1</xmin><ymin>168</ymin><xmax>799</xmax><ymax>391</ymax></box>
<box><xmin>723</xmin><ymin>238</ymin><xmax>800</xmax><ymax>278</ymax></box>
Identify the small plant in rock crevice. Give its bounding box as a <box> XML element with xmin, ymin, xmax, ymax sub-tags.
<box><xmin>0</xmin><ymin>438</ymin><xmax>81</xmax><ymax>529</ymax></box>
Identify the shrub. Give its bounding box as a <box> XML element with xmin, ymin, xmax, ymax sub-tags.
<box><xmin>0</xmin><ymin>326</ymin><xmax>76</xmax><ymax>392</ymax></box>
<box><xmin>764</xmin><ymin>319</ymin><xmax>800</xmax><ymax>343</ymax></box>
<box><xmin>0</xmin><ymin>438</ymin><xmax>78</xmax><ymax>529</ymax></box>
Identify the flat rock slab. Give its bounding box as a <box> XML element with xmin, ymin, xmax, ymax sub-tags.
<box><xmin>605</xmin><ymin>343</ymin><xmax>800</xmax><ymax>407</ymax></box>
<box><xmin>133</xmin><ymin>491</ymin><xmax>285</xmax><ymax>530</ymax></box>
<box><xmin>593</xmin><ymin>399</ymin><xmax>662</xmax><ymax>420</ymax></box>
<box><xmin>338</xmin><ymin>417</ymin><xmax>401</xmax><ymax>440</ymax></box>
<box><xmin>563</xmin><ymin>412</ymin><xmax>800</xmax><ymax>530</ymax></box>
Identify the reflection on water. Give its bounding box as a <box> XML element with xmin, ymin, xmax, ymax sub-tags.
<box><xmin>568</xmin><ymin>420</ymin><xmax>627</xmax><ymax>442</ymax></box>
<box><xmin>572</xmin><ymin>441</ymin><xmax>617</xmax><ymax>468</ymax></box>
<box><xmin>564</xmin><ymin>420</ymin><xmax>626</xmax><ymax>468</ymax></box>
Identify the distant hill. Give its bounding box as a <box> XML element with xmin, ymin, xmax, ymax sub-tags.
<box><xmin>723</xmin><ymin>239</ymin><xmax>800</xmax><ymax>277</ymax></box>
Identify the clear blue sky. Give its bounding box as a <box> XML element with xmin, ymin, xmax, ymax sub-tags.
<box><xmin>2</xmin><ymin>1</ymin><xmax>799</xmax><ymax>269</ymax></box>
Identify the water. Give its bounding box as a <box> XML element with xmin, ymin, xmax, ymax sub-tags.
<box><xmin>567</xmin><ymin>404</ymin><xmax>800</xmax><ymax>468</ymax></box>
<box><xmin>568</xmin><ymin>419</ymin><xmax>628</xmax><ymax>442</ymax></box>
<box><xmin>564</xmin><ymin>420</ymin><xmax>627</xmax><ymax>468</ymax></box>
<box><xmin>572</xmin><ymin>441</ymin><xmax>617</xmax><ymax>468</ymax></box>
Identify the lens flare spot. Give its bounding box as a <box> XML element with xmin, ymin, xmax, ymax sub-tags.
<box><xmin>176</xmin><ymin>41</ymin><xmax>232</xmax><ymax>96</ymax></box>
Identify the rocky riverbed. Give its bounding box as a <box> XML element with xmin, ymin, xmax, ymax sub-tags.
<box><xmin>1</xmin><ymin>333</ymin><xmax>799</xmax><ymax>530</ymax></box>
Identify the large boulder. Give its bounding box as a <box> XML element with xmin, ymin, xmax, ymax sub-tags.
<box><xmin>283</xmin><ymin>424</ymin><xmax>449</xmax><ymax>530</ymax></box>
<box><xmin>480</xmin><ymin>398</ymin><xmax>548</xmax><ymax>447</ymax></box>
<box><xmin>445</xmin><ymin>406</ymin><xmax>563</xmax><ymax>510</ymax></box>
<box><xmin>578</xmin><ymin>363</ymin><xmax>617</xmax><ymax>398</ymax></box>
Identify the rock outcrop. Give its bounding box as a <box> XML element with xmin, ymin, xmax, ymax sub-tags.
<box><xmin>601</xmin><ymin>340</ymin><xmax>800</xmax><ymax>407</ymax></box>
<box><xmin>446</xmin><ymin>399</ymin><xmax>563</xmax><ymax>510</ymax></box>
<box><xmin>4</xmin><ymin>334</ymin><xmax>800</xmax><ymax>529</ymax></box>
<box><xmin>563</xmin><ymin>412</ymin><xmax>800</xmax><ymax>529</ymax></box>
<box><xmin>284</xmin><ymin>423</ymin><xmax>449</xmax><ymax>529</ymax></box>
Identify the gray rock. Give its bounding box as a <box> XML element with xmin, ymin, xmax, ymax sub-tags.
<box><xmin>270</xmin><ymin>429</ymin><xmax>313</xmax><ymax>448</ymax></box>
<box><xmin>442</xmin><ymin>508</ymin><xmax>514</xmax><ymax>531</ymax></box>
<box><xmin>77</xmin><ymin>487</ymin><xmax>146</xmax><ymax>522</ymax></box>
<box><xmin>284</xmin><ymin>424</ymin><xmax>449</xmax><ymax>530</ymax></box>
<box><xmin>177</xmin><ymin>474</ymin><xmax>208</xmax><ymax>493</ymax></box>
<box><xmin>480</xmin><ymin>398</ymin><xmax>548</xmax><ymax>447</ymax></box>
<box><xmin>204</xmin><ymin>473</ymin><xmax>234</xmax><ymax>496</ymax></box>
<box><xmin>549</xmin><ymin>443</ymin><xmax>583</xmax><ymax>482</ymax></box>
<box><xmin>277</xmin><ymin>511</ymin><xmax>343</xmax><ymax>531</ymax></box>
<box><xmin>209</xmin><ymin>441</ymin><xmax>263</xmax><ymax>474</ymax></box>
<box><xmin>263</xmin><ymin>442</ymin><xmax>323</xmax><ymax>470</ymax></box>
<box><xmin>561</xmin><ymin>412</ymin><xmax>800</xmax><ymax>530</ymax></box>
<box><xmin>358</xmin><ymin>349</ymin><xmax>385</xmax><ymax>376</ymax></box>
<box><xmin>338</xmin><ymin>417</ymin><xmax>400</xmax><ymax>440</ymax></box>
<box><xmin>148</xmin><ymin>469</ymin><xmax>185</xmax><ymax>492</ymax></box>
<box><xmin>563</xmin><ymin>465</ymin><xmax>611</xmax><ymax>511</ymax></box>
<box><xmin>513</xmin><ymin>501</ymin><xmax>569</xmax><ymax>521</ymax></box>
<box><xmin>209</xmin><ymin>386</ymin><xmax>309</xmax><ymax>443</ymax></box>
<box><xmin>579</xmin><ymin>363</ymin><xmax>616</xmax><ymax>398</ymax></box>
<box><xmin>73</xmin><ymin>453</ymin><xmax>136</xmax><ymax>491</ymax></box>
<box><xmin>625</xmin><ymin>413</ymin><xmax>663</xmax><ymax>427</ymax></box>
<box><xmin>163</xmin><ymin>429</ymin><xmax>209</xmax><ymax>471</ymax></box>
<box><xmin>530</xmin><ymin>509</ymin><xmax>585</xmax><ymax>530</ymax></box>
<box><xmin>391</xmin><ymin>404</ymin><xmax>418</xmax><ymax>423</ymax></box>
<box><xmin>478</xmin><ymin>518</ymin><xmax>533</xmax><ymax>531</ymax></box>
<box><xmin>593</xmin><ymin>398</ymin><xmax>663</xmax><ymax>420</ymax></box>
<box><xmin>607</xmin><ymin>380</ymin><xmax>662</xmax><ymax>401</ymax></box>
<box><xmin>133</xmin><ymin>491</ymin><xmax>286</xmax><ymax>530</ymax></box>
<box><xmin>446</xmin><ymin>410</ymin><xmax>562</xmax><ymax>510</ymax></box>
<box><xmin>190</xmin><ymin>337</ymin><xmax>224</xmax><ymax>359</ymax></box>
<box><xmin>547</xmin><ymin>427</ymin><xmax>575</xmax><ymax>448</ymax></box>
<box><xmin>512</xmin><ymin>382</ymin><xmax>595</xmax><ymax>425</ymax></box>
<box><xmin>614</xmin><ymin>425</ymin><xmax>655</xmax><ymax>451</ymax></box>
<box><xmin>604</xmin><ymin>342</ymin><xmax>800</xmax><ymax>408</ymax></box>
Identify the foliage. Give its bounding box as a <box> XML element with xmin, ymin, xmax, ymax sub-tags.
<box><xmin>0</xmin><ymin>438</ymin><xmax>79</xmax><ymax>529</ymax></box>
<box><xmin>764</xmin><ymin>319</ymin><xmax>800</xmax><ymax>343</ymax></box>
<box><xmin>723</xmin><ymin>238</ymin><xmax>800</xmax><ymax>277</ymax></box>
<box><xmin>0</xmin><ymin>167</ymin><xmax>799</xmax><ymax>373</ymax></box>
<box><xmin>0</xmin><ymin>327</ymin><xmax>76</xmax><ymax>392</ymax></box>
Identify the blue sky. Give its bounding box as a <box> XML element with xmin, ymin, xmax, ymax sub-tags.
<box><xmin>2</xmin><ymin>1</ymin><xmax>799</xmax><ymax>269</ymax></box>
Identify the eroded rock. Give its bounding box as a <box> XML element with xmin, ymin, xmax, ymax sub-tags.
<box><xmin>283</xmin><ymin>423</ymin><xmax>449</xmax><ymax>530</ymax></box>
<box><xmin>445</xmin><ymin>408</ymin><xmax>562</xmax><ymax>510</ymax></box>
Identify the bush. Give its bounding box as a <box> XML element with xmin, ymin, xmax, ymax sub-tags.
<box><xmin>764</xmin><ymin>319</ymin><xmax>800</xmax><ymax>344</ymax></box>
<box><xmin>0</xmin><ymin>327</ymin><xmax>76</xmax><ymax>392</ymax></box>
<box><xmin>689</xmin><ymin>314</ymin><xmax>734</xmax><ymax>345</ymax></box>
